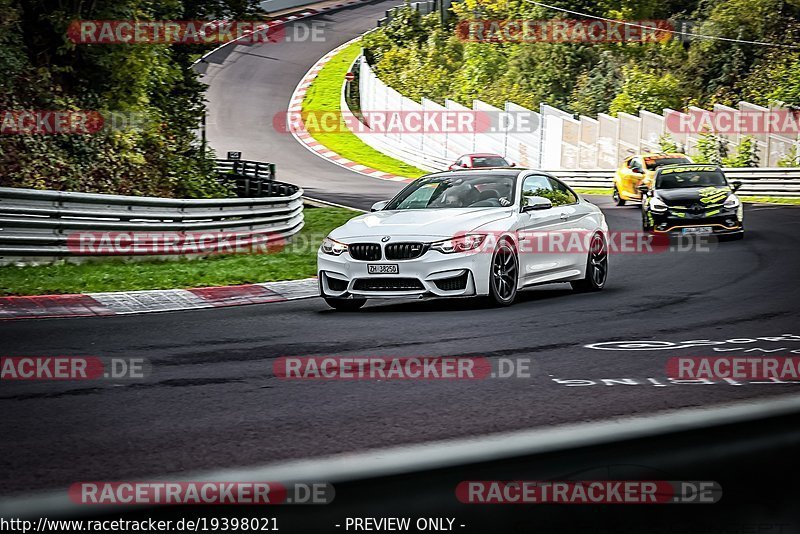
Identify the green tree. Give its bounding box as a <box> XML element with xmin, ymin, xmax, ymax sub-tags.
<box><xmin>609</xmin><ymin>65</ymin><xmax>683</xmax><ymax>115</ymax></box>
<box><xmin>723</xmin><ymin>136</ymin><xmax>760</xmax><ymax>167</ymax></box>
<box><xmin>658</xmin><ymin>134</ymin><xmax>680</xmax><ymax>153</ymax></box>
<box><xmin>777</xmin><ymin>145</ymin><xmax>800</xmax><ymax>167</ymax></box>
<box><xmin>742</xmin><ymin>49</ymin><xmax>800</xmax><ymax>107</ymax></box>
<box><xmin>681</xmin><ymin>0</ymin><xmax>798</xmax><ymax>106</ymax></box>
<box><xmin>1</xmin><ymin>0</ymin><xmax>261</xmax><ymax>197</ymax></box>
<box><xmin>569</xmin><ymin>51</ymin><xmax>624</xmax><ymax>116</ymax></box>
<box><xmin>694</xmin><ymin>132</ymin><xmax>729</xmax><ymax>165</ymax></box>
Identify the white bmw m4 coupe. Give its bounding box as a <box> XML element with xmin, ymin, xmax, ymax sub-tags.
<box><xmin>317</xmin><ymin>169</ymin><xmax>609</xmax><ymax>310</ymax></box>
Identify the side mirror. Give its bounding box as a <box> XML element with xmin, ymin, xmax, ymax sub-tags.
<box><xmin>371</xmin><ymin>200</ymin><xmax>389</xmax><ymax>212</ymax></box>
<box><xmin>637</xmin><ymin>184</ymin><xmax>650</xmax><ymax>194</ymax></box>
<box><xmin>521</xmin><ymin>195</ymin><xmax>553</xmax><ymax>212</ymax></box>
<box><xmin>510</xmin><ymin>162</ymin><xmax>517</xmax><ymax>167</ymax></box>
<box><xmin>732</xmin><ymin>180</ymin><xmax>742</xmax><ymax>192</ymax></box>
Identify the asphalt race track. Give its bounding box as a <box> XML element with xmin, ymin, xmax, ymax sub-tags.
<box><xmin>202</xmin><ymin>0</ymin><xmax>406</xmax><ymax>209</ymax></box>
<box><xmin>2</xmin><ymin>197</ymin><xmax>799</xmax><ymax>494</ymax></box>
<box><xmin>2</xmin><ymin>0</ymin><xmax>800</xmax><ymax>497</ymax></box>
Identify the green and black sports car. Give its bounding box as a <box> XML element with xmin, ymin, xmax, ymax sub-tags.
<box><xmin>640</xmin><ymin>164</ymin><xmax>744</xmax><ymax>239</ymax></box>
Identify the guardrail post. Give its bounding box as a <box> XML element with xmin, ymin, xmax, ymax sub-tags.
<box><xmin>255</xmin><ymin>163</ymin><xmax>264</xmax><ymax>197</ymax></box>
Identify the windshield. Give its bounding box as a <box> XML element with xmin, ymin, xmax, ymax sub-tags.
<box><xmin>656</xmin><ymin>169</ymin><xmax>728</xmax><ymax>189</ymax></box>
<box><xmin>471</xmin><ymin>156</ymin><xmax>509</xmax><ymax>168</ymax></box>
<box><xmin>385</xmin><ymin>173</ymin><xmax>516</xmax><ymax>210</ymax></box>
<box><xmin>645</xmin><ymin>156</ymin><xmax>691</xmax><ymax>170</ymax></box>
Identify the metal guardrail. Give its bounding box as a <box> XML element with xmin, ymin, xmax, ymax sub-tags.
<box><xmin>0</xmin><ymin>160</ymin><xmax>304</xmax><ymax>264</ymax></box>
<box><xmin>216</xmin><ymin>159</ymin><xmax>284</xmax><ymax>196</ymax></box>
<box><xmin>343</xmin><ymin>139</ymin><xmax>800</xmax><ymax>196</ymax></box>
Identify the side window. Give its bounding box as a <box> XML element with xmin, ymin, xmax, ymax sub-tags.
<box><xmin>522</xmin><ymin>174</ymin><xmax>553</xmax><ymax>196</ymax></box>
<box><xmin>462</xmin><ymin>157</ymin><xmax>471</xmax><ymax>168</ymax></box>
<box><xmin>627</xmin><ymin>157</ymin><xmax>636</xmax><ymax>169</ymax></box>
<box><xmin>547</xmin><ymin>178</ymin><xmax>578</xmax><ymax>206</ymax></box>
<box><xmin>521</xmin><ymin>174</ymin><xmax>553</xmax><ymax>207</ymax></box>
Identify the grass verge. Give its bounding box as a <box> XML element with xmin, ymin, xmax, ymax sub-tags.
<box><xmin>0</xmin><ymin>207</ymin><xmax>358</xmax><ymax>296</ymax></box>
<box><xmin>301</xmin><ymin>41</ymin><xmax>428</xmax><ymax>179</ymax></box>
<box><xmin>573</xmin><ymin>187</ymin><xmax>613</xmax><ymax>195</ymax></box>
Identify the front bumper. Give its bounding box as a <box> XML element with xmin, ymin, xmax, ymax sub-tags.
<box><xmin>648</xmin><ymin>205</ymin><xmax>744</xmax><ymax>235</ymax></box>
<box><xmin>318</xmin><ymin>249</ymin><xmax>490</xmax><ymax>299</ymax></box>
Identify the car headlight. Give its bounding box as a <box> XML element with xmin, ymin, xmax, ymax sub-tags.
<box><xmin>723</xmin><ymin>194</ymin><xmax>741</xmax><ymax>209</ymax></box>
<box><xmin>649</xmin><ymin>197</ymin><xmax>668</xmax><ymax>213</ymax></box>
<box><xmin>320</xmin><ymin>236</ymin><xmax>348</xmax><ymax>256</ymax></box>
<box><xmin>430</xmin><ymin>234</ymin><xmax>487</xmax><ymax>254</ymax></box>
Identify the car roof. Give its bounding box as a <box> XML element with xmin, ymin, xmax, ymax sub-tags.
<box><xmin>628</xmin><ymin>152</ymin><xmax>690</xmax><ymax>159</ymax></box>
<box><xmin>648</xmin><ymin>152</ymin><xmax>691</xmax><ymax>158</ymax></box>
<box><xmin>462</xmin><ymin>153</ymin><xmax>505</xmax><ymax>158</ymax></box>
<box><xmin>427</xmin><ymin>168</ymin><xmax>528</xmax><ymax>177</ymax></box>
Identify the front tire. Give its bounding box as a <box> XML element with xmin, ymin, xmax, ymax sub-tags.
<box><xmin>324</xmin><ymin>297</ymin><xmax>366</xmax><ymax>311</ymax></box>
<box><xmin>571</xmin><ymin>232</ymin><xmax>608</xmax><ymax>292</ymax></box>
<box><xmin>486</xmin><ymin>239</ymin><xmax>518</xmax><ymax>306</ymax></box>
<box><xmin>612</xmin><ymin>186</ymin><xmax>626</xmax><ymax>206</ymax></box>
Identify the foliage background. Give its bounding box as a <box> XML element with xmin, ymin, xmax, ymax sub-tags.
<box><xmin>0</xmin><ymin>0</ymin><xmax>262</xmax><ymax>197</ymax></box>
<box><xmin>362</xmin><ymin>0</ymin><xmax>800</xmax><ymax>166</ymax></box>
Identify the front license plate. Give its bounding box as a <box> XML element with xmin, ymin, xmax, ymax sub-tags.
<box><xmin>682</xmin><ymin>226</ymin><xmax>713</xmax><ymax>234</ymax></box>
<box><xmin>368</xmin><ymin>264</ymin><xmax>399</xmax><ymax>274</ymax></box>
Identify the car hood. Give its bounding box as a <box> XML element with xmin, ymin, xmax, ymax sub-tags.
<box><xmin>329</xmin><ymin>208</ymin><xmax>515</xmax><ymax>241</ymax></box>
<box><xmin>656</xmin><ymin>186</ymin><xmax>731</xmax><ymax>206</ymax></box>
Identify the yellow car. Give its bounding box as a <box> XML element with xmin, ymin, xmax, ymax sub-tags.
<box><xmin>612</xmin><ymin>153</ymin><xmax>693</xmax><ymax>206</ymax></box>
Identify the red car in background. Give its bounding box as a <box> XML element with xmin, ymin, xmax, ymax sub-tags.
<box><xmin>448</xmin><ymin>153</ymin><xmax>514</xmax><ymax>170</ymax></box>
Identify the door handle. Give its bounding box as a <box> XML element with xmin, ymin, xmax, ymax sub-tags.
<box><xmin>559</xmin><ymin>213</ymin><xmax>569</xmax><ymax>220</ymax></box>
